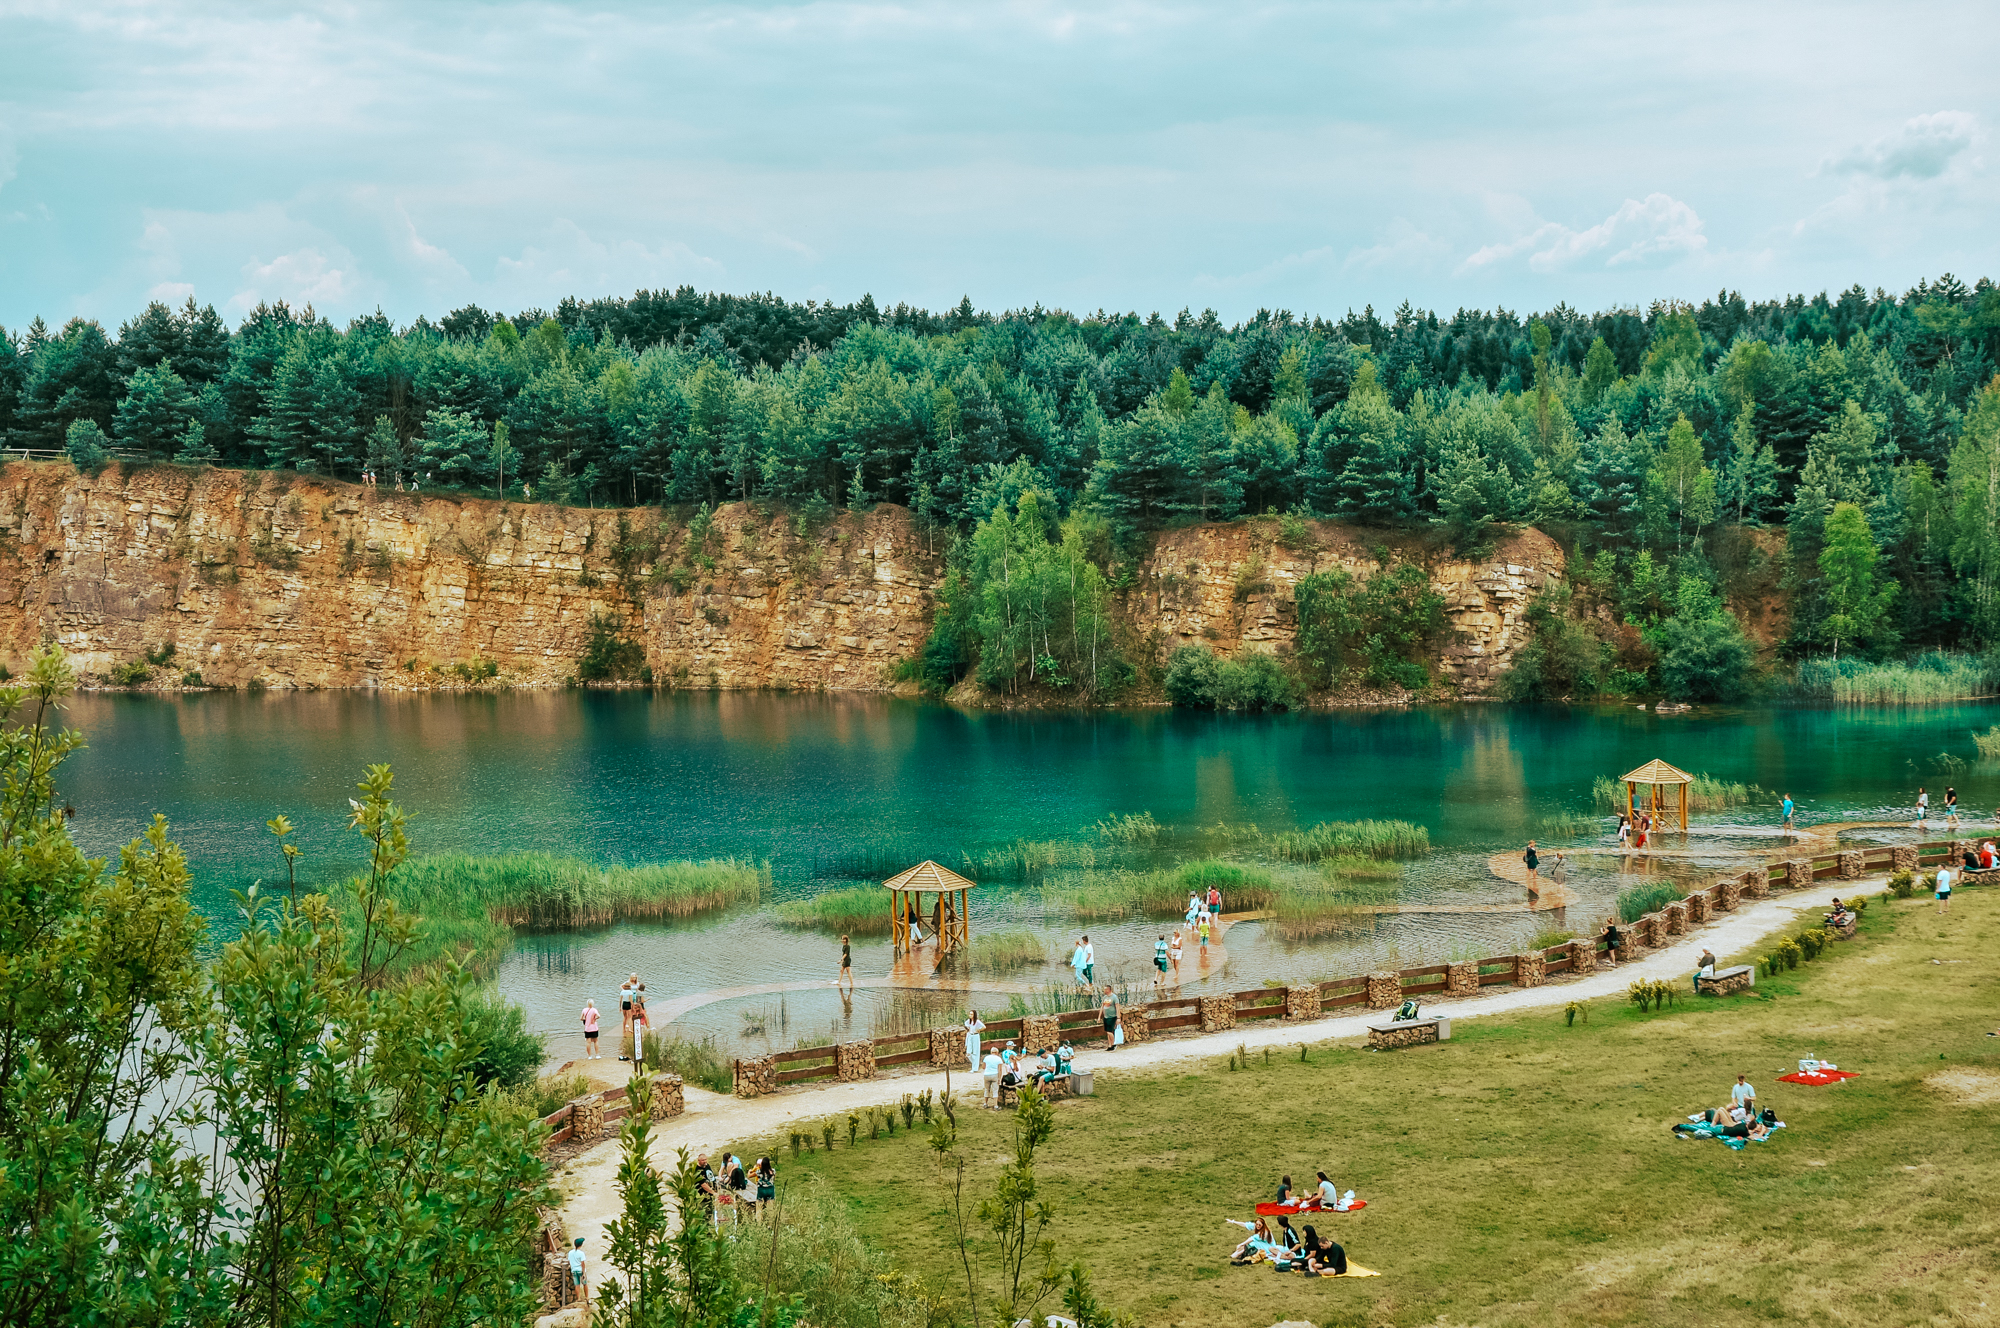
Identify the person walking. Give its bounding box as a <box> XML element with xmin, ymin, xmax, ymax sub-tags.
<box><xmin>1522</xmin><ymin>840</ymin><xmax>1540</xmax><ymax>895</ymax></box>
<box><xmin>1781</xmin><ymin>793</ymin><xmax>1795</xmax><ymax>831</ymax></box>
<box><xmin>1079</xmin><ymin>935</ymin><xmax>1095</xmax><ymax>986</ymax></box>
<box><xmin>1936</xmin><ymin>863</ymin><xmax>1953</xmax><ymax>914</ymax></box>
<box><xmin>1069</xmin><ymin>938</ymin><xmax>1089</xmax><ymax>989</ymax></box>
<box><xmin>1198</xmin><ymin>913</ymin><xmax>1211</xmax><ymax>957</ymax></box>
<box><xmin>838</xmin><ymin>934</ymin><xmax>852</xmax><ymax>989</ymax></box>
<box><xmin>963</xmin><ymin>1010</ymin><xmax>986</xmax><ymax>1069</ymax></box>
<box><xmin>1100</xmin><ymin>983</ymin><xmax>1120</xmax><ymax>1051</ymax></box>
<box><xmin>629</xmin><ymin>985</ymin><xmax>649</xmax><ymax>1067</ymax></box>
<box><xmin>1916</xmin><ymin>786</ymin><xmax>1929</xmax><ymax>824</ymax></box>
<box><xmin>620</xmin><ymin>974</ymin><xmax>637</xmax><ymax>1035</ymax></box>
<box><xmin>1153</xmin><ymin>934</ymin><xmax>1168</xmax><ymax>988</ymax></box>
<box><xmin>981</xmin><ymin>1045</ymin><xmax>1003</xmax><ymax>1107</ymax></box>
<box><xmin>568</xmin><ymin>1237</ymin><xmax>589</xmax><ymax>1318</ymax></box>
<box><xmin>1169</xmin><ymin>928</ymin><xmax>1183</xmax><ymax>984</ymax></box>
<box><xmin>1207</xmin><ymin>884</ymin><xmax>1222</xmax><ymax>920</ymax></box>
<box><xmin>1946</xmin><ymin>786</ymin><xmax>1959</xmax><ymax>826</ymax></box>
<box><xmin>580</xmin><ymin>999</ymin><xmax>601</xmax><ymax>1059</ymax></box>
<box><xmin>1616</xmin><ymin>814</ymin><xmax>1631</xmax><ymax>849</ymax></box>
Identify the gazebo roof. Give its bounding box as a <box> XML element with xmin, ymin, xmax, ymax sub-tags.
<box><xmin>881</xmin><ymin>860</ymin><xmax>978</xmax><ymax>892</ymax></box>
<box><xmin>1621</xmin><ymin>758</ymin><xmax>1694</xmax><ymax>785</ymax></box>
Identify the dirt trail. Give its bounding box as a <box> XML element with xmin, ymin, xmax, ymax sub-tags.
<box><xmin>551</xmin><ymin>878</ymin><xmax>1861</xmax><ymax>1287</ymax></box>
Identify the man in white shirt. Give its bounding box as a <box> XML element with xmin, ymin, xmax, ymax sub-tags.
<box><xmin>1731</xmin><ymin>1074</ymin><xmax>1756</xmax><ymax>1118</ymax></box>
<box><xmin>568</xmin><ymin>1237</ymin><xmax>589</xmax><ymax>1315</ymax></box>
<box><xmin>982</xmin><ymin>1049</ymin><xmax>1003</xmax><ymax>1108</ymax></box>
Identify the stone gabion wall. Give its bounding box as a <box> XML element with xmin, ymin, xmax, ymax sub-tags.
<box><xmin>537</xmin><ymin>1208</ymin><xmax>569</xmax><ymax>1311</ymax></box>
<box><xmin>1566</xmin><ymin>938</ymin><xmax>1596</xmax><ymax>975</ymax></box>
<box><xmin>1612</xmin><ymin>929</ymin><xmax>1636</xmax><ymax>962</ymax></box>
<box><xmin>1704</xmin><ymin>969</ymin><xmax>1754</xmax><ymax>996</ymax></box>
<box><xmin>1199</xmin><ymin>995</ymin><xmax>1236</xmax><ymax>1032</ymax></box>
<box><xmin>1121</xmin><ymin>1008</ymin><xmax>1151</xmax><ymax>1043</ymax></box>
<box><xmin>1515</xmin><ymin>953</ymin><xmax>1545</xmax><ymax>988</ymax></box>
<box><xmin>1021</xmin><ymin>1014</ymin><xmax>1061</xmax><ymax>1053</ymax></box>
<box><xmin>1364</xmin><ymin>972</ymin><xmax>1401</xmax><ymax>1009</ymax></box>
<box><xmin>1740</xmin><ymin>867</ymin><xmax>1770</xmax><ymax>899</ymax></box>
<box><xmin>1367</xmin><ymin>1022</ymin><xmax>1441</xmax><ymax>1050</ymax></box>
<box><xmin>928</xmin><ymin>1028</ymin><xmax>968</xmax><ymax>1069</ymax></box>
<box><xmin>1685</xmin><ymin>892</ymin><xmax>1710</xmax><ymax>926</ymax></box>
<box><xmin>1786</xmin><ymin>858</ymin><xmax>1814</xmax><ymax>889</ymax></box>
<box><xmin>836</xmin><ymin>1040</ymin><xmax>876</xmax><ymax>1082</ymax></box>
<box><xmin>1892</xmin><ymin>845</ymin><xmax>1920</xmax><ymax>873</ymax></box>
<box><xmin>735</xmin><ymin>1055</ymin><xmax>777</xmax><ymax>1098</ymax></box>
<box><xmin>1284</xmin><ymin>983</ymin><xmax>1322</xmax><ymax>1021</ymax></box>
<box><xmin>1445</xmin><ymin>961</ymin><xmax>1480</xmax><ymax>997</ymax></box>
<box><xmin>566</xmin><ymin>1094</ymin><xmax>605</xmax><ymax>1141</ymax></box>
<box><xmin>1715</xmin><ymin>878</ymin><xmax>1741</xmax><ymax>912</ymax></box>
<box><xmin>1838</xmin><ymin>850</ymin><xmax>1864</xmax><ymax>880</ymax></box>
<box><xmin>1635</xmin><ymin>913</ymin><xmax>1661</xmax><ymax>948</ymax></box>
<box><xmin>1663</xmin><ymin>902</ymin><xmax>1687</xmax><ymax>936</ymax></box>
<box><xmin>650</xmin><ymin>1074</ymin><xmax>686</xmax><ymax>1120</ymax></box>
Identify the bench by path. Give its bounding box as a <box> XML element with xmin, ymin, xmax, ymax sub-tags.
<box><xmin>550</xmin><ymin>876</ymin><xmax>1869</xmax><ymax>1291</ymax></box>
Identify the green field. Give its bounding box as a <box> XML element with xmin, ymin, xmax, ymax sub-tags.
<box><xmin>742</xmin><ymin>888</ymin><xmax>2000</xmax><ymax>1327</ymax></box>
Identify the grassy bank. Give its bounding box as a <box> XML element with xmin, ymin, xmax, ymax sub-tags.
<box><xmin>746</xmin><ymin>889</ymin><xmax>2000</xmax><ymax>1327</ymax></box>
<box><xmin>364</xmin><ymin>852</ymin><xmax>768</xmax><ymax>972</ymax></box>
<box><xmin>1789</xmin><ymin>649</ymin><xmax>2000</xmax><ymax>704</ymax></box>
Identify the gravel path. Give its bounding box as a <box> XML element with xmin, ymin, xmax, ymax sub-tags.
<box><xmin>550</xmin><ymin>879</ymin><xmax>1858</xmax><ymax>1292</ymax></box>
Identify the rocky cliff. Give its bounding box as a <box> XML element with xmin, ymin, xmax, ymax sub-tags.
<box><xmin>0</xmin><ymin>463</ymin><xmax>1561</xmax><ymax>699</ymax></box>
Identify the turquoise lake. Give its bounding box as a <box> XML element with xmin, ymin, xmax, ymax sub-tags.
<box><xmin>56</xmin><ymin>690</ymin><xmax>2000</xmax><ymax>1064</ymax></box>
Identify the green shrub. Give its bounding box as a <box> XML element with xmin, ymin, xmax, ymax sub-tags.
<box><xmin>109</xmin><ymin>660</ymin><xmax>150</xmax><ymax>686</ymax></box>
<box><xmin>1656</xmin><ymin>611</ymin><xmax>1754</xmax><ymax>701</ymax></box>
<box><xmin>461</xmin><ymin>994</ymin><xmax>545</xmax><ymax>1088</ymax></box>
<box><xmin>65</xmin><ymin>419</ymin><xmax>110</xmax><ymax>470</ymax></box>
<box><xmin>1778</xmin><ymin>938</ymin><xmax>1803</xmax><ymax>970</ymax></box>
<box><xmin>1889</xmin><ymin>869</ymin><xmax>1916</xmax><ymax>899</ymax></box>
<box><xmin>1293</xmin><ymin>560</ymin><xmax>1445</xmax><ymax>691</ymax></box>
<box><xmin>1164</xmin><ymin>646</ymin><xmax>1299</xmax><ymax>711</ymax></box>
<box><xmin>577</xmin><ymin>613</ymin><xmax>646</xmax><ymax>681</ymax></box>
<box><xmin>180</xmin><ymin>670</ymin><xmax>203</xmax><ymax>687</ymax></box>
<box><xmin>649</xmin><ymin>1034</ymin><xmax>732</xmax><ymax>1093</ymax></box>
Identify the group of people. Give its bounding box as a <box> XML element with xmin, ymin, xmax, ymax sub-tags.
<box><xmin>1226</xmin><ymin>1173</ymin><xmax>1355</xmax><ymax>1276</ymax></box>
<box><xmin>695</xmin><ymin>1151</ymin><xmax>779</xmax><ymax>1223</ymax></box>
<box><xmin>578</xmin><ymin>973</ymin><xmax>651</xmax><ymax>1062</ymax></box>
<box><xmin>1914</xmin><ymin>785</ymin><xmax>1964</xmax><ymax>827</ymax></box>
<box><xmin>1672</xmin><ymin>1073</ymin><xmax>1777</xmax><ymax>1147</ymax></box>
<box><xmin>1521</xmin><ymin>840</ymin><xmax>1566</xmax><ymax>897</ymax></box>
<box><xmin>970</xmin><ymin>1028</ymin><xmax>1079</xmax><ymax>1106</ymax></box>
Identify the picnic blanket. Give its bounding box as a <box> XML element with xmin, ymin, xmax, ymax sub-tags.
<box><xmin>1779</xmin><ymin>1070</ymin><xmax>1858</xmax><ymax>1086</ymax></box>
<box><xmin>1256</xmin><ymin>1199</ymin><xmax>1367</xmax><ymax>1216</ymax></box>
<box><xmin>1672</xmin><ymin>1120</ymin><xmax>1783</xmax><ymax>1151</ymax></box>
<box><xmin>1331</xmin><ymin>1263</ymin><xmax>1381</xmax><ymax>1277</ymax></box>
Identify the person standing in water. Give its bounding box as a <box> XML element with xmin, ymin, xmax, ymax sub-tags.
<box><xmin>838</xmin><ymin>934</ymin><xmax>852</xmax><ymax>989</ymax></box>
<box><xmin>1946</xmin><ymin>787</ymin><xmax>1959</xmax><ymax>826</ymax></box>
<box><xmin>1169</xmin><ymin>928</ymin><xmax>1183</xmax><ymax>984</ymax></box>
<box><xmin>1781</xmin><ymin>793</ymin><xmax>1794</xmax><ymax>831</ymax></box>
<box><xmin>1523</xmin><ymin>840</ymin><xmax>1540</xmax><ymax>895</ymax></box>
<box><xmin>1916</xmin><ymin>786</ymin><xmax>1929</xmax><ymax>825</ymax></box>
<box><xmin>1198</xmin><ymin>913</ymin><xmax>1211</xmax><ymax>958</ymax></box>
<box><xmin>580</xmin><ymin>999</ymin><xmax>601</xmax><ymax>1059</ymax></box>
<box><xmin>1153</xmin><ymin>934</ymin><xmax>1168</xmax><ymax>988</ymax></box>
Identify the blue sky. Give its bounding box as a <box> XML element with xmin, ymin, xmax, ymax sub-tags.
<box><xmin>2</xmin><ymin>1</ymin><xmax>1996</xmax><ymax>332</ymax></box>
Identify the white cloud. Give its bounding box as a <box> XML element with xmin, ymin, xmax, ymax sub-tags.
<box><xmin>1460</xmin><ymin>194</ymin><xmax>1708</xmax><ymax>274</ymax></box>
<box><xmin>1344</xmin><ymin>219</ymin><xmax>1451</xmax><ymax>272</ymax></box>
<box><xmin>147</xmin><ymin>281</ymin><xmax>196</xmax><ymax>301</ymax></box>
<box><xmin>492</xmin><ymin>220</ymin><xmax>723</xmax><ymax>304</ymax></box>
<box><xmin>231</xmin><ymin>248</ymin><xmax>356</xmax><ymax>313</ymax></box>
<box><xmin>1830</xmin><ymin>111</ymin><xmax>1977</xmax><ymax>180</ymax></box>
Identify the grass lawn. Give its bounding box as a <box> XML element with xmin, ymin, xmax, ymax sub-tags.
<box><xmin>744</xmin><ymin>888</ymin><xmax>2000</xmax><ymax>1327</ymax></box>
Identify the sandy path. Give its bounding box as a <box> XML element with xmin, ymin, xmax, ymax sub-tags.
<box><xmin>552</xmin><ymin>877</ymin><xmax>1862</xmax><ymax>1285</ymax></box>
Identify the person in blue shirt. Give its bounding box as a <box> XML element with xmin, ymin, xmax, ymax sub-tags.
<box><xmin>1781</xmin><ymin>794</ymin><xmax>1795</xmax><ymax>830</ymax></box>
<box><xmin>568</xmin><ymin>1237</ymin><xmax>589</xmax><ymax>1313</ymax></box>
<box><xmin>1153</xmin><ymin>934</ymin><xmax>1169</xmax><ymax>987</ymax></box>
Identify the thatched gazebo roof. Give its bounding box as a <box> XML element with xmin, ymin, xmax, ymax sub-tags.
<box><xmin>1621</xmin><ymin>758</ymin><xmax>1693</xmax><ymax>785</ymax></box>
<box><xmin>880</xmin><ymin>860</ymin><xmax>978</xmax><ymax>893</ymax></box>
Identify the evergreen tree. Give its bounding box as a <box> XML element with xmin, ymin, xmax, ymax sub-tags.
<box><xmin>64</xmin><ymin>419</ymin><xmax>110</xmax><ymax>470</ymax></box>
<box><xmin>1721</xmin><ymin>401</ymin><xmax>1779</xmax><ymax>523</ymax></box>
<box><xmin>114</xmin><ymin>358</ymin><xmax>198</xmax><ymax>456</ymax></box>
<box><xmin>417</xmin><ymin>406</ymin><xmax>490</xmax><ymax>482</ymax></box>
<box><xmin>174</xmin><ymin>418</ymin><xmax>217</xmax><ymax>465</ymax></box>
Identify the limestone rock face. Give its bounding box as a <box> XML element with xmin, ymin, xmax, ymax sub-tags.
<box><xmin>0</xmin><ymin>464</ymin><xmax>1562</xmax><ymax>700</ymax></box>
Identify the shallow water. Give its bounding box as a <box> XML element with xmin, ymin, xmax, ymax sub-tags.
<box><xmin>54</xmin><ymin>689</ymin><xmax>2000</xmax><ymax>1063</ymax></box>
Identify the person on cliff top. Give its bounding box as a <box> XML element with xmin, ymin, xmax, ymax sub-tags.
<box><xmin>580</xmin><ymin>999</ymin><xmax>601</xmax><ymax>1059</ymax></box>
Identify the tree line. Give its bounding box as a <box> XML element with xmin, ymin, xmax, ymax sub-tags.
<box><xmin>4</xmin><ymin>276</ymin><xmax>2000</xmax><ymax>693</ymax></box>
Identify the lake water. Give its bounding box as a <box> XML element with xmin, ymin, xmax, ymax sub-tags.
<box><xmin>57</xmin><ymin>690</ymin><xmax>2000</xmax><ymax>1065</ymax></box>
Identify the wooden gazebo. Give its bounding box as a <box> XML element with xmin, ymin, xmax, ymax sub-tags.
<box><xmin>1621</xmin><ymin>758</ymin><xmax>1693</xmax><ymax>831</ymax></box>
<box><xmin>884</xmin><ymin>860</ymin><xmax>976</xmax><ymax>957</ymax></box>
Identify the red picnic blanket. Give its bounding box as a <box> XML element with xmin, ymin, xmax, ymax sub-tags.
<box><xmin>1778</xmin><ymin>1070</ymin><xmax>1858</xmax><ymax>1086</ymax></box>
<box><xmin>1255</xmin><ymin>1199</ymin><xmax>1367</xmax><ymax>1216</ymax></box>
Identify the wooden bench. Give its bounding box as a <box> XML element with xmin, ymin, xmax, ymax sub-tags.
<box><xmin>1365</xmin><ymin>1015</ymin><xmax>1451</xmax><ymax>1050</ymax></box>
<box><xmin>997</xmin><ymin>1074</ymin><xmax>1072</xmax><ymax>1108</ymax></box>
<box><xmin>1697</xmin><ymin>964</ymin><xmax>1755</xmax><ymax>996</ymax></box>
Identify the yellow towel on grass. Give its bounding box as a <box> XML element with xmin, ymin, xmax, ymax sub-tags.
<box><xmin>1334</xmin><ymin>1263</ymin><xmax>1381</xmax><ymax>1277</ymax></box>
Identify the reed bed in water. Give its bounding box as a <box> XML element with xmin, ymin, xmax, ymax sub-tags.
<box><xmin>773</xmin><ymin>885</ymin><xmax>892</xmax><ymax>935</ymax></box>
<box><xmin>1039</xmin><ymin>860</ymin><xmax>1281</xmax><ymax>920</ymax></box>
<box><xmin>1269</xmin><ymin>881</ymin><xmax>1400</xmax><ymax>942</ymax></box>
<box><xmin>969</xmin><ymin>928</ymin><xmax>1047</xmax><ymax>971</ymax></box>
<box><xmin>1591</xmin><ymin>774</ymin><xmax>1767</xmax><ymax>813</ymax></box>
<box><xmin>1617</xmin><ymin>881</ymin><xmax>1683</xmax><ymax>922</ymax></box>
<box><xmin>391</xmin><ymin>853</ymin><xmax>768</xmax><ymax>928</ymax></box>
<box><xmin>1790</xmin><ymin>650</ymin><xmax>2000</xmax><ymax>704</ymax></box>
<box><xmin>1262</xmin><ymin>819</ymin><xmax>1430</xmax><ymax>862</ymax></box>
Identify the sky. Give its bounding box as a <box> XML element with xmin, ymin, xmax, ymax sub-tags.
<box><xmin>1</xmin><ymin>0</ymin><xmax>1997</xmax><ymax>334</ymax></box>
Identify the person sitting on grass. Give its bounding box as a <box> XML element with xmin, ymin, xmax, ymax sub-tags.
<box><xmin>1300</xmin><ymin>1226</ymin><xmax>1346</xmax><ymax>1276</ymax></box>
<box><xmin>1272</xmin><ymin>1216</ymin><xmax>1303</xmax><ymax>1268</ymax></box>
<box><xmin>1226</xmin><ymin>1217</ymin><xmax>1274</xmax><ymax>1264</ymax></box>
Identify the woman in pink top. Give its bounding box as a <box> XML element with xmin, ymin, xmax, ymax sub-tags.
<box><xmin>581</xmin><ymin>999</ymin><xmax>601</xmax><ymax>1059</ymax></box>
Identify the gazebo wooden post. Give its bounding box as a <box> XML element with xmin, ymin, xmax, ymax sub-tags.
<box><xmin>881</xmin><ymin>860</ymin><xmax>978</xmax><ymax>958</ymax></box>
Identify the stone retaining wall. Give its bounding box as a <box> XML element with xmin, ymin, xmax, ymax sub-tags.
<box><xmin>1685</xmin><ymin>892</ymin><xmax>1709</xmax><ymax>926</ymax></box>
<box><xmin>1635</xmin><ymin>913</ymin><xmax>1661</xmax><ymax>948</ymax></box>
<box><xmin>1445</xmin><ymin>961</ymin><xmax>1480</xmax><ymax>997</ymax></box>
<box><xmin>1893</xmin><ymin>845</ymin><xmax>1920</xmax><ymax>873</ymax></box>
<box><xmin>1715</xmin><ymin>878</ymin><xmax>1741</xmax><ymax>912</ymax></box>
<box><xmin>836</xmin><ymin>1040</ymin><xmax>876</xmax><ymax>1082</ymax></box>
<box><xmin>1199</xmin><ymin>995</ymin><xmax>1235</xmax><ymax>1032</ymax></box>
<box><xmin>1121</xmin><ymin>1008</ymin><xmax>1151</xmax><ymax>1043</ymax></box>
<box><xmin>1786</xmin><ymin>858</ymin><xmax>1814</xmax><ymax>889</ymax></box>
<box><xmin>646</xmin><ymin>1074</ymin><xmax>686</xmax><ymax>1120</ymax></box>
<box><xmin>1021</xmin><ymin>1014</ymin><xmax>1061</xmax><ymax>1053</ymax></box>
<box><xmin>735</xmin><ymin>1056</ymin><xmax>777</xmax><ymax>1098</ymax></box>
<box><xmin>1566</xmin><ymin>938</ymin><xmax>1595</xmax><ymax>975</ymax></box>
<box><xmin>537</xmin><ymin>1208</ymin><xmax>569</xmax><ymax>1311</ymax></box>
<box><xmin>566</xmin><ymin>1094</ymin><xmax>605</xmax><ymax>1141</ymax></box>
<box><xmin>1740</xmin><ymin>867</ymin><xmax>1770</xmax><ymax>899</ymax></box>
<box><xmin>1663</xmin><ymin>902</ymin><xmax>1687</xmax><ymax>936</ymax></box>
<box><xmin>1285</xmin><ymin>983</ymin><xmax>1323</xmax><ymax>1021</ymax></box>
<box><xmin>1516</xmin><ymin>953</ymin><xmax>1545</xmax><ymax>988</ymax></box>
<box><xmin>1365</xmin><ymin>972</ymin><xmax>1401</xmax><ymax>1009</ymax></box>
<box><xmin>928</xmin><ymin>1028</ymin><xmax>968</xmax><ymax>1069</ymax></box>
<box><xmin>1838</xmin><ymin>849</ymin><xmax>1864</xmax><ymax>880</ymax></box>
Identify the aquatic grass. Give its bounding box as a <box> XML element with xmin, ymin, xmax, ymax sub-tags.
<box><xmin>358</xmin><ymin>852</ymin><xmax>768</xmax><ymax>975</ymax></box>
<box><xmin>1093</xmin><ymin>811</ymin><xmax>1162</xmax><ymax>843</ymax></box>
<box><xmin>1270</xmin><ymin>880</ymin><xmax>1399</xmax><ymax>942</ymax></box>
<box><xmin>497</xmin><ymin>1070</ymin><xmax>591</xmax><ymax>1121</ymax></box>
<box><xmin>1617</xmin><ymin>881</ymin><xmax>1683</xmax><ymax>923</ymax></box>
<box><xmin>1039</xmin><ymin>860</ymin><xmax>1281</xmax><ymax>920</ymax></box>
<box><xmin>1975</xmin><ymin>726</ymin><xmax>2000</xmax><ymax>761</ymax></box>
<box><xmin>1591</xmin><ymin>774</ymin><xmax>1768</xmax><ymax>813</ymax></box>
<box><xmin>1788</xmin><ymin>649</ymin><xmax>2000</xmax><ymax>704</ymax></box>
<box><xmin>773</xmin><ymin>885</ymin><xmax>892</xmax><ymax>935</ymax></box>
<box><xmin>969</xmin><ymin>928</ymin><xmax>1047</xmax><ymax>971</ymax></box>
<box><xmin>647</xmin><ymin>1033</ymin><xmax>732</xmax><ymax>1093</ymax></box>
<box><xmin>1262</xmin><ymin>818</ymin><xmax>1430</xmax><ymax>862</ymax></box>
<box><xmin>965</xmin><ymin>837</ymin><xmax>1096</xmax><ymax>881</ymax></box>
<box><xmin>1536</xmin><ymin>810</ymin><xmax>1600</xmax><ymax>840</ymax></box>
<box><xmin>1528</xmin><ymin>925</ymin><xmax>1578</xmax><ymax>951</ymax></box>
